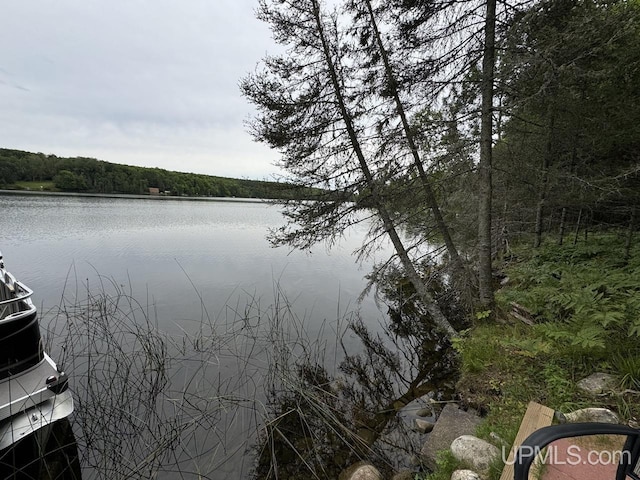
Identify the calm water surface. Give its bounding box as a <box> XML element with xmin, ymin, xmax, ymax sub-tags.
<box><xmin>1</xmin><ymin>193</ymin><xmax>391</xmax><ymax>478</ymax></box>
<box><xmin>1</xmin><ymin>193</ymin><xmax>387</xmax><ymax>333</ymax></box>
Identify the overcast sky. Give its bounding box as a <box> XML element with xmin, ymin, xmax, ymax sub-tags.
<box><xmin>0</xmin><ymin>0</ymin><xmax>285</xmax><ymax>180</ymax></box>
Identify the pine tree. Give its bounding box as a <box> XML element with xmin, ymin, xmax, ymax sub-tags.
<box><xmin>242</xmin><ymin>0</ymin><xmax>458</xmax><ymax>336</ymax></box>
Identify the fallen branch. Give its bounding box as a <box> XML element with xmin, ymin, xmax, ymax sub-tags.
<box><xmin>509</xmin><ymin>302</ymin><xmax>536</xmax><ymax>325</ymax></box>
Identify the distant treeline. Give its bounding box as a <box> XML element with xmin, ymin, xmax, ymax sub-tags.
<box><xmin>0</xmin><ymin>148</ymin><xmax>318</xmax><ymax>200</ymax></box>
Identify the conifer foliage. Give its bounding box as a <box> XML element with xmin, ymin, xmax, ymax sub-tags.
<box><xmin>242</xmin><ymin>0</ymin><xmax>460</xmax><ymax>336</ymax></box>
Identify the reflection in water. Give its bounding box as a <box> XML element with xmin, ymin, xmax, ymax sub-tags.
<box><xmin>0</xmin><ymin>418</ymin><xmax>81</xmax><ymax>479</ymax></box>
<box><xmin>1</xmin><ymin>194</ymin><xmax>388</xmax><ymax>338</ymax></box>
<box><xmin>252</xmin><ymin>268</ymin><xmax>463</xmax><ymax>479</ymax></box>
<box><xmin>1</xmin><ymin>194</ymin><xmax>396</xmax><ymax>478</ymax></box>
<box><xmin>3</xmin><ymin>194</ymin><xmax>460</xmax><ymax>478</ymax></box>
<box><xmin>49</xmin><ymin>278</ymin><xmax>360</xmax><ymax>478</ymax></box>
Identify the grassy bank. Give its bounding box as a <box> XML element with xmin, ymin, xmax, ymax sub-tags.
<box><xmin>12</xmin><ymin>180</ymin><xmax>57</xmax><ymax>191</ymax></box>
<box><xmin>426</xmin><ymin>232</ymin><xmax>640</xmax><ymax>480</ymax></box>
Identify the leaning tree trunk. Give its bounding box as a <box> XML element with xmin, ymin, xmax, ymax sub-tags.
<box><xmin>312</xmin><ymin>0</ymin><xmax>457</xmax><ymax>337</ymax></box>
<box><xmin>362</xmin><ymin>0</ymin><xmax>467</xmax><ymax>286</ymax></box>
<box><xmin>477</xmin><ymin>0</ymin><xmax>497</xmax><ymax>312</ymax></box>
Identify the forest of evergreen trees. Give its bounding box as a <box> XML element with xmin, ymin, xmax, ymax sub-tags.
<box><xmin>243</xmin><ymin>0</ymin><xmax>640</xmax><ymax>319</ymax></box>
<box><xmin>0</xmin><ymin>148</ymin><xmax>310</xmax><ymax>200</ymax></box>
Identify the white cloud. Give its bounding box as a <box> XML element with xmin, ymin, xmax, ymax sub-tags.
<box><xmin>0</xmin><ymin>0</ymin><xmax>282</xmax><ymax>179</ymax></box>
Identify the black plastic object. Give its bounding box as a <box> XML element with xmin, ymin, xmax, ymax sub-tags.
<box><xmin>45</xmin><ymin>372</ymin><xmax>70</xmax><ymax>395</ymax></box>
<box><xmin>514</xmin><ymin>423</ymin><xmax>640</xmax><ymax>480</ymax></box>
<box><xmin>0</xmin><ymin>310</ymin><xmax>44</xmax><ymax>380</ymax></box>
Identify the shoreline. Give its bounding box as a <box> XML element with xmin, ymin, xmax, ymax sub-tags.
<box><xmin>0</xmin><ymin>189</ymin><xmax>268</xmax><ymax>204</ymax></box>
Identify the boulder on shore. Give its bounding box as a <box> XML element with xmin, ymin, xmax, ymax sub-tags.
<box><xmin>451</xmin><ymin>469</ymin><xmax>482</xmax><ymax>480</ymax></box>
<box><xmin>450</xmin><ymin>435</ymin><xmax>500</xmax><ymax>477</ymax></box>
<box><xmin>564</xmin><ymin>407</ymin><xmax>619</xmax><ymax>424</ymax></box>
<box><xmin>420</xmin><ymin>404</ymin><xmax>482</xmax><ymax>470</ymax></box>
<box><xmin>576</xmin><ymin>373</ymin><xmax>617</xmax><ymax>395</ymax></box>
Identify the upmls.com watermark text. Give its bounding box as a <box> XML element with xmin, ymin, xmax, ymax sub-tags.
<box><xmin>503</xmin><ymin>445</ymin><xmax>631</xmax><ymax>466</ymax></box>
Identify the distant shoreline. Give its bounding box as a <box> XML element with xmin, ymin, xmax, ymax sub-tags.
<box><xmin>0</xmin><ymin>189</ymin><xmax>268</xmax><ymax>204</ymax></box>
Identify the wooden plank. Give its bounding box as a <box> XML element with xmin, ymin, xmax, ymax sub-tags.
<box><xmin>499</xmin><ymin>401</ymin><xmax>555</xmax><ymax>480</ymax></box>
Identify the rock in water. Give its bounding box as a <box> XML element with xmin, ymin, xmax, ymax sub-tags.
<box><xmin>414</xmin><ymin>418</ymin><xmax>435</xmax><ymax>433</ymax></box>
<box><xmin>339</xmin><ymin>461</ymin><xmax>383</xmax><ymax>480</ymax></box>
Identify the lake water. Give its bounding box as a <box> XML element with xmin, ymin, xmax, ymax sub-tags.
<box><xmin>0</xmin><ymin>192</ymin><xmax>393</xmax><ymax>478</ymax></box>
<box><xmin>1</xmin><ymin>193</ymin><xmax>388</xmax><ymax>329</ymax></box>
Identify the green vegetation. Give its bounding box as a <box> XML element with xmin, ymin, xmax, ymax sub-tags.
<box><xmin>418</xmin><ymin>451</ymin><xmax>460</xmax><ymax>480</ymax></box>
<box><xmin>415</xmin><ymin>449</ymin><xmax>503</xmax><ymax>480</ymax></box>
<box><xmin>448</xmin><ymin>234</ymin><xmax>640</xmax><ymax>479</ymax></box>
<box><xmin>12</xmin><ymin>180</ymin><xmax>56</xmax><ymax>191</ymax></box>
<box><xmin>0</xmin><ymin>148</ymin><xmax>318</xmax><ymax>200</ymax></box>
<box><xmin>498</xmin><ymin>235</ymin><xmax>640</xmax><ymax>356</ymax></box>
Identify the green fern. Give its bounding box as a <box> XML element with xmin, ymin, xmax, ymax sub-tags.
<box><xmin>501</xmin><ymin>234</ymin><xmax>640</xmax><ymax>359</ymax></box>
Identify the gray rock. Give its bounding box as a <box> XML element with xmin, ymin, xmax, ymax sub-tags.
<box><xmin>450</xmin><ymin>435</ymin><xmax>500</xmax><ymax>476</ymax></box>
<box><xmin>576</xmin><ymin>373</ymin><xmax>617</xmax><ymax>395</ymax></box>
<box><xmin>416</xmin><ymin>407</ymin><xmax>433</xmax><ymax>417</ymax></box>
<box><xmin>451</xmin><ymin>470</ymin><xmax>482</xmax><ymax>480</ymax></box>
<box><xmin>400</xmin><ymin>396</ymin><xmax>435</xmax><ymax>418</ymax></box>
<box><xmin>414</xmin><ymin>418</ymin><xmax>435</xmax><ymax>433</ymax></box>
<box><xmin>555</xmin><ymin>410</ymin><xmax>568</xmax><ymax>424</ymax></box>
<box><xmin>392</xmin><ymin>470</ymin><xmax>415</xmax><ymax>480</ymax></box>
<box><xmin>564</xmin><ymin>407</ymin><xmax>620</xmax><ymax>424</ymax></box>
<box><xmin>356</xmin><ymin>427</ymin><xmax>377</xmax><ymax>446</ymax></box>
<box><xmin>420</xmin><ymin>404</ymin><xmax>482</xmax><ymax>470</ymax></box>
<box><xmin>339</xmin><ymin>462</ymin><xmax>383</xmax><ymax>480</ymax></box>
